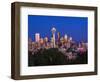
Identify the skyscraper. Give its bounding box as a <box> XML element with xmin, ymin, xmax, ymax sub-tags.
<box><xmin>64</xmin><ymin>34</ymin><xmax>68</xmax><ymax>41</ymax></box>
<box><xmin>51</xmin><ymin>27</ymin><xmax>56</xmax><ymax>48</ymax></box>
<box><xmin>35</xmin><ymin>33</ymin><xmax>40</xmax><ymax>42</ymax></box>
<box><xmin>64</xmin><ymin>34</ymin><xmax>68</xmax><ymax>42</ymax></box>
<box><xmin>69</xmin><ymin>37</ymin><xmax>72</xmax><ymax>41</ymax></box>
<box><xmin>57</xmin><ymin>32</ymin><xmax>60</xmax><ymax>41</ymax></box>
<box><xmin>28</xmin><ymin>38</ymin><xmax>32</xmax><ymax>51</ymax></box>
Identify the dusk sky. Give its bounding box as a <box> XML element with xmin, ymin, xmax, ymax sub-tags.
<box><xmin>28</xmin><ymin>15</ymin><xmax>88</xmax><ymax>43</ymax></box>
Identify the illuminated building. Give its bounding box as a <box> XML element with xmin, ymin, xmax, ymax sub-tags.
<box><xmin>57</xmin><ymin>32</ymin><xmax>60</xmax><ymax>41</ymax></box>
<box><xmin>40</xmin><ymin>38</ymin><xmax>44</xmax><ymax>44</ymax></box>
<box><xmin>60</xmin><ymin>37</ymin><xmax>64</xmax><ymax>44</ymax></box>
<box><xmin>69</xmin><ymin>37</ymin><xmax>72</xmax><ymax>41</ymax></box>
<box><xmin>28</xmin><ymin>38</ymin><xmax>32</xmax><ymax>51</ymax></box>
<box><xmin>35</xmin><ymin>33</ymin><xmax>40</xmax><ymax>42</ymax></box>
<box><xmin>64</xmin><ymin>34</ymin><xmax>68</xmax><ymax>41</ymax></box>
<box><xmin>51</xmin><ymin>27</ymin><xmax>56</xmax><ymax>48</ymax></box>
<box><xmin>44</xmin><ymin>37</ymin><xmax>48</xmax><ymax>42</ymax></box>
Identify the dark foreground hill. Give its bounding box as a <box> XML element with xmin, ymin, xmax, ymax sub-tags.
<box><xmin>28</xmin><ymin>48</ymin><xmax>87</xmax><ymax>66</ymax></box>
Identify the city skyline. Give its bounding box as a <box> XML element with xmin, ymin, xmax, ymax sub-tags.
<box><xmin>32</xmin><ymin>27</ymin><xmax>73</xmax><ymax>43</ymax></box>
<box><xmin>28</xmin><ymin>15</ymin><xmax>88</xmax><ymax>43</ymax></box>
<box><xmin>28</xmin><ymin>15</ymin><xmax>88</xmax><ymax>66</ymax></box>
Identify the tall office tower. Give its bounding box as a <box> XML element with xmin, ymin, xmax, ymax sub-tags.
<box><xmin>28</xmin><ymin>38</ymin><xmax>32</xmax><ymax>51</ymax></box>
<box><xmin>51</xmin><ymin>27</ymin><xmax>56</xmax><ymax>48</ymax></box>
<box><xmin>64</xmin><ymin>34</ymin><xmax>68</xmax><ymax>41</ymax></box>
<box><xmin>35</xmin><ymin>33</ymin><xmax>40</xmax><ymax>42</ymax></box>
<box><xmin>60</xmin><ymin>37</ymin><xmax>64</xmax><ymax>44</ymax></box>
<box><xmin>69</xmin><ymin>37</ymin><xmax>72</xmax><ymax>41</ymax></box>
<box><xmin>44</xmin><ymin>37</ymin><xmax>48</xmax><ymax>42</ymax></box>
<box><xmin>40</xmin><ymin>38</ymin><xmax>44</xmax><ymax>44</ymax></box>
<box><xmin>57</xmin><ymin>32</ymin><xmax>60</xmax><ymax>41</ymax></box>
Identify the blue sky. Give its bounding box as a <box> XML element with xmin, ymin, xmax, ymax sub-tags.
<box><xmin>28</xmin><ymin>15</ymin><xmax>88</xmax><ymax>42</ymax></box>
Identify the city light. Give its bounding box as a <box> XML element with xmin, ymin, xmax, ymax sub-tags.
<box><xmin>28</xmin><ymin>27</ymin><xmax>88</xmax><ymax>66</ymax></box>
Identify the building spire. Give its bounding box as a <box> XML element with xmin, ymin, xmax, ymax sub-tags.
<box><xmin>51</xmin><ymin>27</ymin><xmax>56</xmax><ymax>48</ymax></box>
